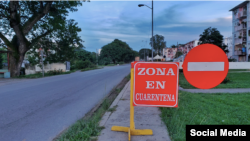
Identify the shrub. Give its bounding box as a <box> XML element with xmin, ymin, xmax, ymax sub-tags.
<box><xmin>228</xmin><ymin>58</ymin><xmax>237</xmax><ymax>62</ymax></box>
<box><xmin>118</xmin><ymin>61</ymin><xmax>124</xmax><ymax>65</ymax></box>
<box><xmin>70</xmin><ymin>65</ymin><xmax>76</xmax><ymax>70</ymax></box>
<box><xmin>89</xmin><ymin>63</ymin><xmax>97</xmax><ymax>68</ymax></box>
<box><xmin>74</xmin><ymin>60</ymin><xmax>85</xmax><ymax>69</ymax></box>
<box><xmin>47</xmin><ymin>69</ymin><xmax>63</xmax><ymax>75</ymax></box>
<box><xmin>82</xmin><ymin>60</ymin><xmax>92</xmax><ymax>69</ymax></box>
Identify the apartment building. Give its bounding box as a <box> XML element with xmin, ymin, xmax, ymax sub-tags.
<box><xmin>163</xmin><ymin>40</ymin><xmax>198</xmax><ymax>61</ymax></box>
<box><xmin>230</xmin><ymin>1</ymin><xmax>250</xmax><ymax>62</ymax></box>
<box><xmin>223</xmin><ymin>36</ymin><xmax>233</xmax><ymax>58</ymax></box>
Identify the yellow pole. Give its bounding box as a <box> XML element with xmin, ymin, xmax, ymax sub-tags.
<box><xmin>111</xmin><ymin>61</ymin><xmax>153</xmax><ymax>140</ymax></box>
<box><xmin>130</xmin><ymin>68</ymin><xmax>135</xmax><ymax>130</ymax></box>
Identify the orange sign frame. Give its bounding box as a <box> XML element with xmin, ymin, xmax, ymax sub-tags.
<box><xmin>133</xmin><ymin>62</ymin><xmax>179</xmax><ymax>107</ymax></box>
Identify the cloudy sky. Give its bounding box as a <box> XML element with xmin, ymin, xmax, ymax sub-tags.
<box><xmin>67</xmin><ymin>0</ymin><xmax>243</xmax><ymax>53</ymax></box>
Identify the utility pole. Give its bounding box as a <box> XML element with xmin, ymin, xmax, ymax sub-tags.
<box><xmin>151</xmin><ymin>0</ymin><xmax>153</xmax><ymax>62</ymax></box>
<box><xmin>144</xmin><ymin>49</ymin><xmax>145</xmax><ymax>61</ymax></box>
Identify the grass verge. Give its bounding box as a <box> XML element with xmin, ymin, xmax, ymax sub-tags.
<box><xmin>81</xmin><ymin>66</ymin><xmax>103</xmax><ymax>72</ymax></box>
<box><xmin>160</xmin><ymin>91</ymin><xmax>250</xmax><ymax>141</ymax></box>
<box><xmin>179</xmin><ymin>72</ymin><xmax>250</xmax><ymax>89</ymax></box>
<box><xmin>53</xmin><ymin>73</ymin><xmax>130</xmax><ymax>141</ymax></box>
<box><xmin>15</xmin><ymin>70</ymin><xmax>77</xmax><ymax>79</ymax></box>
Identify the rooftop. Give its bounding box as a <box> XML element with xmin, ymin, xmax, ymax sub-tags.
<box><xmin>229</xmin><ymin>0</ymin><xmax>249</xmax><ymax>11</ymax></box>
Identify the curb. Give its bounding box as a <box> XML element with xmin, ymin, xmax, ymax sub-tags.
<box><xmin>99</xmin><ymin>80</ymin><xmax>131</xmax><ymax>127</ymax></box>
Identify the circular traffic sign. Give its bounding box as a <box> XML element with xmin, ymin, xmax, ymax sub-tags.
<box><xmin>182</xmin><ymin>44</ymin><xmax>229</xmax><ymax>89</ymax></box>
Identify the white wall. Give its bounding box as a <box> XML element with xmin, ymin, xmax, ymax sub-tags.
<box><xmin>25</xmin><ymin>63</ymin><xmax>66</xmax><ymax>75</ymax></box>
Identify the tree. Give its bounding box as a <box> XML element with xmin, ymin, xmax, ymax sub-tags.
<box><xmin>198</xmin><ymin>27</ymin><xmax>229</xmax><ymax>53</ymax></box>
<box><xmin>139</xmin><ymin>48</ymin><xmax>156</xmax><ymax>60</ymax></box>
<box><xmin>99</xmin><ymin>39</ymin><xmax>137</xmax><ymax>64</ymax></box>
<box><xmin>0</xmin><ymin>1</ymin><xmax>85</xmax><ymax>76</ymax></box>
<box><xmin>0</xmin><ymin>53</ymin><xmax>2</xmax><ymax>69</ymax></box>
<box><xmin>174</xmin><ymin>51</ymin><xmax>183</xmax><ymax>59</ymax></box>
<box><xmin>26</xmin><ymin>19</ymin><xmax>84</xmax><ymax>65</ymax></box>
<box><xmin>149</xmin><ymin>34</ymin><xmax>166</xmax><ymax>55</ymax></box>
<box><xmin>171</xmin><ymin>45</ymin><xmax>177</xmax><ymax>48</ymax></box>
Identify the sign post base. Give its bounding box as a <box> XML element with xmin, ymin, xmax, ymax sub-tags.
<box><xmin>111</xmin><ymin>126</ymin><xmax>153</xmax><ymax>140</ymax></box>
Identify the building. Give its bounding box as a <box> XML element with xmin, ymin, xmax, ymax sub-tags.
<box><xmin>163</xmin><ymin>48</ymin><xmax>177</xmax><ymax>61</ymax></box>
<box><xmin>223</xmin><ymin>36</ymin><xmax>233</xmax><ymax>58</ymax></box>
<box><xmin>229</xmin><ymin>1</ymin><xmax>250</xmax><ymax>62</ymax></box>
<box><xmin>98</xmin><ymin>49</ymin><xmax>102</xmax><ymax>56</ymax></box>
<box><xmin>162</xmin><ymin>40</ymin><xmax>199</xmax><ymax>61</ymax></box>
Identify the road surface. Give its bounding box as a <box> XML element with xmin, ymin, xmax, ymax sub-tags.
<box><xmin>0</xmin><ymin>64</ymin><xmax>130</xmax><ymax>141</ymax></box>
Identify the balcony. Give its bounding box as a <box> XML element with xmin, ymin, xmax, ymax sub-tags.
<box><xmin>237</xmin><ymin>11</ymin><xmax>247</xmax><ymax>19</ymax></box>
<box><xmin>234</xmin><ymin>50</ymin><xmax>246</xmax><ymax>55</ymax></box>
<box><xmin>234</xmin><ymin>25</ymin><xmax>247</xmax><ymax>31</ymax></box>
<box><xmin>234</xmin><ymin>38</ymin><xmax>243</xmax><ymax>45</ymax></box>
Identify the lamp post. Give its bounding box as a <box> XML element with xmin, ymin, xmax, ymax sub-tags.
<box><xmin>138</xmin><ymin>0</ymin><xmax>153</xmax><ymax>62</ymax></box>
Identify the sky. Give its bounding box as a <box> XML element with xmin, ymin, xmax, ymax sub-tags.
<box><xmin>67</xmin><ymin>0</ymin><xmax>243</xmax><ymax>53</ymax></box>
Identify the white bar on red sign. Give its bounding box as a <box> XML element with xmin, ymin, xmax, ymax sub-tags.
<box><xmin>187</xmin><ymin>62</ymin><xmax>224</xmax><ymax>71</ymax></box>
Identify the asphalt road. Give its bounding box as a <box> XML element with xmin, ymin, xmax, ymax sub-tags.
<box><xmin>0</xmin><ymin>64</ymin><xmax>130</xmax><ymax>141</ymax></box>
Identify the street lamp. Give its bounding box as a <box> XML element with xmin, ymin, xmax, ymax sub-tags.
<box><xmin>138</xmin><ymin>0</ymin><xmax>153</xmax><ymax>62</ymax></box>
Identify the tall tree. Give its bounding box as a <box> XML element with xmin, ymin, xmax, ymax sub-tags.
<box><xmin>174</xmin><ymin>51</ymin><xmax>183</xmax><ymax>59</ymax></box>
<box><xmin>149</xmin><ymin>34</ymin><xmax>166</xmax><ymax>55</ymax></box>
<box><xmin>26</xmin><ymin>19</ymin><xmax>83</xmax><ymax>65</ymax></box>
<box><xmin>100</xmin><ymin>39</ymin><xmax>137</xmax><ymax>64</ymax></box>
<box><xmin>198</xmin><ymin>27</ymin><xmax>229</xmax><ymax>53</ymax></box>
<box><xmin>0</xmin><ymin>1</ymin><xmax>85</xmax><ymax>76</ymax></box>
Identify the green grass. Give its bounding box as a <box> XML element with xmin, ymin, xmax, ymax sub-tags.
<box><xmin>179</xmin><ymin>72</ymin><xmax>250</xmax><ymax>89</ymax></box>
<box><xmin>15</xmin><ymin>70</ymin><xmax>76</xmax><ymax>79</ymax></box>
<box><xmin>125</xmin><ymin>73</ymin><xmax>131</xmax><ymax>80</ymax></box>
<box><xmin>54</xmin><ymin>73</ymin><xmax>130</xmax><ymax>141</ymax></box>
<box><xmin>160</xmin><ymin>91</ymin><xmax>250</xmax><ymax>141</ymax></box>
<box><xmin>228</xmin><ymin>69</ymin><xmax>249</xmax><ymax>72</ymax></box>
<box><xmin>81</xmin><ymin>67</ymin><xmax>102</xmax><ymax>72</ymax></box>
<box><xmin>56</xmin><ymin>99</ymin><xmax>111</xmax><ymax>141</ymax></box>
<box><xmin>107</xmin><ymin>105</ymin><xmax>118</xmax><ymax>113</ymax></box>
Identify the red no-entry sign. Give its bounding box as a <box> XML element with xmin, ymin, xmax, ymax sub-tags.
<box><xmin>133</xmin><ymin>62</ymin><xmax>179</xmax><ymax>107</ymax></box>
<box><xmin>182</xmin><ymin>44</ymin><xmax>229</xmax><ymax>89</ymax></box>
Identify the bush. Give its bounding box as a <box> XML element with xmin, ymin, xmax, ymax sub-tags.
<box><xmin>82</xmin><ymin>60</ymin><xmax>92</xmax><ymax>68</ymax></box>
<box><xmin>70</xmin><ymin>65</ymin><xmax>76</xmax><ymax>70</ymax></box>
<box><xmin>118</xmin><ymin>62</ymin><xmax>124</xmax><ymax>65</ymax></box>
<box><xmin>74</xmin><ymin>60</ymin><xmax>85</xmax><ymax>69</ymax></box>
<box><xmin>47</xmin><ymin>69</ymin><xmax>63</xmax><ymax>75</ymax></box>
<box><xmin>228</xmin><ymin>58</ymin><xmax>237</xmax><ymax>62</ymax></box>
<box><xmin>73</xmin><ymin>60</ymin><xmax>97</xmax><ymax>69</ymax></box>
<box><xmin>89</xmin><ymin>63</ymin><xmax>97</xmax><ymax>68</ymax></box>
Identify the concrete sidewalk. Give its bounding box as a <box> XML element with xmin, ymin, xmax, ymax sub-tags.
<box><xmin>97</xmin><ymin>80</ymin><xmax>171</xmax><ymax>141</ymax></box>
